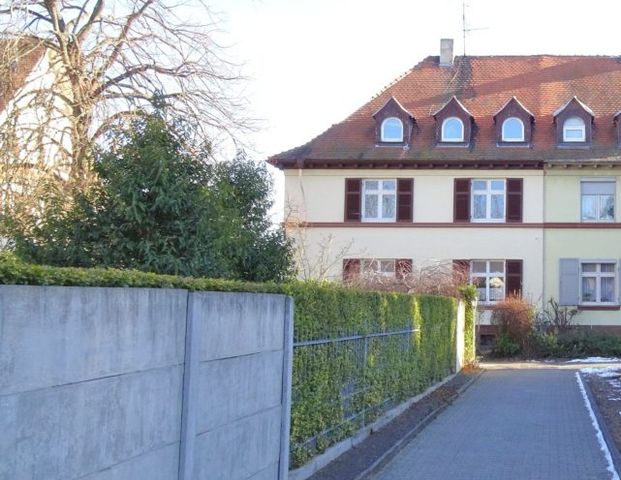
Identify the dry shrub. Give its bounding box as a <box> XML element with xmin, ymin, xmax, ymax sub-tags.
<box><xmin>491</xmin><ymin>296</ymin><xmax>535</xmax><ymax>353</ymax></box>
<box><xmin>347</xmin><ymin>261</ymin><xmax>464</xmax><ymax>297</ymax></box>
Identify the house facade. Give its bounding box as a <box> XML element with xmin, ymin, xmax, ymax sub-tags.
<box><xmin>268</xmin><ymin>39</ymin><xmax>621</xmax><ymax>333</ymax></box>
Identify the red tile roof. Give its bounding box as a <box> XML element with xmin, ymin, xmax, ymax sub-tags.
<box><xmin>268</xmin><ymin>55</ymin><xmax>621</xmax><ymax>168</ymax></box>
<box><xmin>0</xmin><ymin>38</ymin><xmax>46</xmax><ymax>114</ymax></box>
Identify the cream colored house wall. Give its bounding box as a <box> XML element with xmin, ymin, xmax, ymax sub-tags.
<box><xmin>544</xmin><ymin>168</ymin><xmax>621</xmax><ymax>222</ymax></box>
<box><xmin>544</xmin><ymin>167</ymin><xmax>621</xmax><ymax>325</ymax></box>
<box><xmin>284</xmin><ymin>169</ymin><xmax>544</xmax><ymax>223</ymax></box>
<box><xmin>544</xmin><ymin>229</ymin><xmax>621</xmax><ymax>325</ymax></box>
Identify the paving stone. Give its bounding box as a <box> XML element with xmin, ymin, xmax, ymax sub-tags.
<box><xmin>374</xmin><ymin>367</ymin><xmax>613</xmax><ymax>480</ymax></box>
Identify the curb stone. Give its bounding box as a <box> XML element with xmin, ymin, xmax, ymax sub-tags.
<box><xmin>579</xmin><ymin>371</ymin><xmax>621</xmax><ymax>476</ymax></box>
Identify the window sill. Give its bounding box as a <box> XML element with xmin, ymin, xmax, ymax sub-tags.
<box><xmin>557</xmin><ymin>143</ymin><xmax>592</xmax><ymax>149</ymax></box>
<box><xmin>577</xmin><ymin>305</ymin><xmax>621</xmax><ymax>311</ymax></box>
<box><xmin>435</xmin><ymin>143</ymin><xmax>470</xmax><ymax>148</ymax></box>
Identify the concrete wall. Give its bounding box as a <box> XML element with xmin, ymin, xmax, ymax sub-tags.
<box><xmin>0</xmin><ymin>286</ymin><xmax>292</xmax><ymax>480</ymax></box>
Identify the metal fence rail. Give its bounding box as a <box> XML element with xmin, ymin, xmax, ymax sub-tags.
<box><xmin>291</xmin><ymin>326</ymin><xmax>421</xmax><ymax>459</ymax></box>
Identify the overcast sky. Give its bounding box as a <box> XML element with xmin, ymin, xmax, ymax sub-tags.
<box><xmin>208</xmin><ymin>0</ymin><xmax>621</xmax><ymax>217</ymax></box>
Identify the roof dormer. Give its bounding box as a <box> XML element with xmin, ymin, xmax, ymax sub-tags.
<box><xmin>372</xmin><ymin>96</ymin><xmax>415</xmax><ymax>146</ymax></box>
<box><xmin>493</xmin><ymin>96</ymin><xmax>534</xmax><ymax>146</ymax></box>
<box><xmin>553</xmin><ymin>96</ymin><xmax>594</xmax><ymax>147</ymax></box>
<box><xmin>433</xmin><ymin>96</ymin><xmax>473</xmax><ymax>147</ymax></box>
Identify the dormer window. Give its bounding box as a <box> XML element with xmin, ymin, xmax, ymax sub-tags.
<box><xmin>493</xmin><ymin>97</ymin><xmax>533</xmax><ymax>146</ymax></box>
<box><xmin>554</xmin><ymin>96</ymin><xmax>593</xmax><ymax>146</ymax></box>
<box><xmin>441</xmin><ymin>117</ymin><xmax>464</xmax><ymax>142</ymax></box>
<box><xmin>501</xmin><ymin>117</ymin><xmax>524</xmax><ymax>142</ymax></box>
<box><xmin>433</xmin><ymin>96</ymin><xmax>473</xmax><ymax>147</ymax></box>
<box><xmin>372</xmin><ymin>96</ymin><xmax>415</xmax><ymax>146</ymax></box>
<box><xmin>381</xmin><ymin>117</ymin><xmax>404</xmax><ymax>142</ymax></box>
<box><xmin>563</xmin><ymin>116</ymin><xmax>586</xmax><ymax>142</ymax></box>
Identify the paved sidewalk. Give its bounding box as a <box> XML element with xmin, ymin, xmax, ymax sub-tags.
<box><xmin>373</xmin><ymin>363</ymin><xmax>615</xmax><ymax>480</ymax></box>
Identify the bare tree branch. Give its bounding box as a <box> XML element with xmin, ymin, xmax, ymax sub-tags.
<box><xmin>0</xmin><ymin>0</ymin><xmax>252</xmax><ymax>192</ymax></box>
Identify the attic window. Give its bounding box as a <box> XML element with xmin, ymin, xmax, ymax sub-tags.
<box><xmin>441</xmin><ymin>117</ymin><xmax>464</xmax><ymax>142</ymax></box>
<box><xmin>563</xmin><ymin>117</ymin><xmax>586</xmax><ymax>142</ymax></box>
<box><xmin>501</xmin><ymin>117</ymin><xmax>524</xmax><ymax>142</ymax></box>
<box><xmin>381</xmin><ymin>117</ymin><xmax>404</xmax><ymax>142</ymax></box>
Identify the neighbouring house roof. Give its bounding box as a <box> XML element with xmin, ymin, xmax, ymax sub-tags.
<box><xmin>0</xmin><ymin>38</ymin><xmax>46</xmax><ymax>114</ymax></box>
<box><xmin>268</xmin><ymin>55</ymin><xmax>621</xmax><ymax>168</ymax></box>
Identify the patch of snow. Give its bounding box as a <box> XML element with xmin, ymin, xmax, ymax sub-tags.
<box><xmin>567</xmin><ymin>357</ymin><xmax>621</xmax><ymax>363</ymax></box>
<box><xmin>576</xmin><ymin>372</ymin><xmax>620</xmax><ymax>480</ymax></box>
<box><xmin>581</xmin><ymin>367</ymin><xmax>621</xmax><ymax>378</ymax></box>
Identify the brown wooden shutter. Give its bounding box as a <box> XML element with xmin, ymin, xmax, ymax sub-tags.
<box><xmin>345</xmin><ymin>179</ymin><xmax>362</xmax><ymax>221</ymax></box>
<box><xmin>506</xmin><ymin>259</ymin><xmax>523</xmax><ymax>297</ymax></box>
<box><xmin>453</xmin><ymin>178</ymin><xmax>471</xmax><ymax>222</ymax></box>
<box><xmin>452</xmin><ymin>259</ymin><xmax>470</xmax><ymax>284</ymax></box>
<box><xmin>506</xmin><ymin>178</ymin><xmax>523</xmax><ymax>223</ymax></box>
<box><xmin>396</xmin><ymin>179</ymin><xmax>413</xmax><ymax>222</ymax></box>
<box><xmin>396</xmin><ymin>259</ymin><xmax>412</xmax><ymax>279</ymax></box>
<box><xmin>343</xmin><ymin>259</ymin><xmax>360</xmax><ymax>282</ymax></box>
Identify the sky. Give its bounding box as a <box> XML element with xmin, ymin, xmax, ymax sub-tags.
<box><xmin>207</xmin><ymin>0</ymin><xmax>621</xmax><ymax>218</ymax></box>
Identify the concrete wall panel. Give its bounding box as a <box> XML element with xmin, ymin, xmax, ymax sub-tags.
<box><xmin>192</xmin><ymin>292</ymin><xmax>286</xmax><ymax>361</ymax></box>
<box><xmin>194</xmin><ymin>407</ymin><xmax>282</xmax><ymax>480</ymax></box>
<box><xmin>0</xmin><ymin>367</ymin><xmax>182</xmax><ymax>480</ymax></box>
<box><xmin>197</xmin><ymin>350</ymin><xmax>284</xmax><ymax>433</ymax></box>
<box><xmin>0</xmin><ymin>285</ymin><xmax>186</xmax><ymax>395</ymax></box>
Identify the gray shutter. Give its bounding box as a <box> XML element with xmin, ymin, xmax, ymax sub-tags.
<box><xmin>559</xmin><ymin>258</ymin><xmax>580</xmax><ymax>306</ymax></box>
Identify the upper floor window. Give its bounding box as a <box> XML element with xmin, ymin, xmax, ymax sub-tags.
<box><xmin>362</xmin><ymin>179</ymin><xmax>396</xmax><ymax>222</ymax></box>
<box><xmin>501</xmin><ymin>117</ymin><xmax>524</xmax><ymax>142</ymax></box>
<box><xmin>381</xmin><ymin>117</ymin><xmax>403</xmax><ymax>142</ymax></box>
<box><xmin>471</xmin><ymin>260</ymin><xmax>505</xmax><ymax>303</ymax></box>
<box><xmin>581</xmin><ymin>262</ymin><xmax>616</xmax><ymax>304</ymax></box>
<box><xmin>581</xmin><ymin>180</ymin><xmax>615</xmax><ymax>222</ymax></box>
<box><xmin>441</xmin><ymin>117</ymin><xmax>464</xmax><ymax>142</ymax></box>
<box><xmin>471</xmin><ymin>179</ymin><xmax>506</xmax><ymax>222</ymax></box>
<box><xmin>563</xmin><ymin>116</ymin><xmax>586</xmax><ymax>142</ymax></box>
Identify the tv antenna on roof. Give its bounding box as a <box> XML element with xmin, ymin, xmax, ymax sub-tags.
<box><xmin>462</xmin><ymin>2</ymin><xmax>488</xmax><ymax>56</ymax></box>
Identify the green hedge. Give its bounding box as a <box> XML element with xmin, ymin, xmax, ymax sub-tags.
<box><xmin>0</xmin><ymin>253</ymin><xmax>459</xmax><ymax>469</ymax></box>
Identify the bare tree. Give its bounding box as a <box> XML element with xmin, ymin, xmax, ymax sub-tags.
<box><xmin>0</xmin><ymin>0</ymin><xmax>249</xmax><ymax>187</ymax></box>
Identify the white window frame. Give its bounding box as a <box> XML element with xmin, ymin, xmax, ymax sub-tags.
<box><xmin>563</xmin><ymin>116</ymin><xmax>586</xmax><ymax>142</ymax></box>
<box><xmin>361</xmin><ymin>179</ymin><xmax>397</xmax><ymax>223</ymax></box>
<box><xmin>381</xmin><ymin>117</ymin><xmax>404</xmax><ymax>143</ymax></box>
<box><xmin>470</xmin><ymin>179</ymin><xmax>506</xmax><ymax>223</ymax></box>
<box><xmin>579</xmin><ymin>261</ymin><xmax>617</xmax><ymax>305</ymax></box>
<box><xmin>501</xmin><ymin>117</ymin><xmax>525</xmax><ymax>142</ymax></box>
<box><xmin>361</xmin><ymin>259</ymin><xmax>396</xmax><ymax>277</ymax></box>
<box><xmin>470</xmin><ymin>260</ymin><xmax>506</xmax><ymax>304</ymax></box>
<box><xmin>581</xmin><ymin>179</ymin><xmax>615</xmax><ymax>223</ymax></box>
<box><xmin>441</xmin><ymin>117</ymin><xmax>464</xmax><ymax>142</ymax></box>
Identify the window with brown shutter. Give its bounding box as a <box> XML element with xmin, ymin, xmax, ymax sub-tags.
<box><xmin>506</xmin><ymin>179</ymin><xmax>523</xmax><ymax>223</ymax></box>
<box><xmin>396</xmin><ymin>179</ymin><xmax>413</xmax><ymax>222</ymax></box>
<box><xmin>344</xmin><ymin>179</ymin><xmax>362</xmax><ymax>221</ymax></box>
<box><xmin>506</xmin><ymin>259</ymin><xmax>523</xmax><ymax>297</ymax></box>
<box><xmin>396</xmin><ymin>259</ymin><xmax>413</xmax><ymax>279</ymax></box>
<box><xmin>343</xmin><ymin>258</ymin><xmax>360</xmax><ymax>282</ymax></box>
<box><xmin>453</xmin><ymin>179</ymin><xmax>471</xmax><ymax>222</ymax></box>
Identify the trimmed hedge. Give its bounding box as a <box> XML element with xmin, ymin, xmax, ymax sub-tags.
<box><xmin>0</xmin><ymin>253</ymin><xmax>459</xmax><ymax>469</ymax></box>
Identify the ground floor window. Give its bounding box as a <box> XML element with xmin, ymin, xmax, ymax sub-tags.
<box><xmin>581</xmin><ymin>262</ymin><xmax>616</xmax><ymax>304</ymax></box>
<box><xmin>361</xmin><ymin>259</ymin><xmax>396</xmax><ymax>277</ymax></box>
<box><xmin>470</xmin><ymin>260</ymin><xmax>505</xmax><ymax>303</ymax></box>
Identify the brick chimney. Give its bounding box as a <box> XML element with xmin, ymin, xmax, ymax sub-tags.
<box><xmin>440</xmin><ymin>38</ymin><xmax>454</xmax><ymax>67</ymax></box>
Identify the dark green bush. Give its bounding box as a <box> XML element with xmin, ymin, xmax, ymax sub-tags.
<box><xmin>533</xmin><ymin>330</ymin><xmax>621</xmax><ymax>358</ymax></box>
<box><xmin>492</xmin><ymin>333</ymin><xmax>520</xmax><ymax>357</ymax></box>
